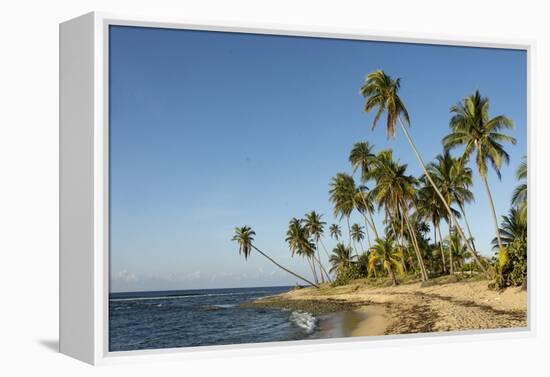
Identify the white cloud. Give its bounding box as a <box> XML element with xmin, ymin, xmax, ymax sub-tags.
<box><xmin>114</xmin><ymin>269</ymin><xmax>138</xmax><ymax>283</ymax></box>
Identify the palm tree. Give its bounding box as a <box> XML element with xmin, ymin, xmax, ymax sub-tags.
<box><xmin>492</xmin><ymin>207</ymin><xmax>527</xmax><ymax>250</ymax></box>
<box><xmin>360</xmin><ymin>70</ymin><xmax>488</xmax><ymax>276</ymax></box>
<box><xmin>443</xmin><ymin>90</ymin><xmax>516</xmax><ymax>253</ymax></box>
<box><xmin>349</xmin><ymin>142</ymin><xmax>380</xmax><ymax>239</ymax></box>
<box><xmin>354</xmin><ymin>186</ymin><xmax>378</xmax><ymax>244</ymax></box>
<box><xmin>417</xmin><ymin>180</ymin><xmax>447</xmax><ymax>273</ymax></box>
<box><xmin>350</xmin><ymin>223</ymin><xmax>366</xmax><ymax>252</ymax></box>
<box><xmin>450</xmin><ymin>156</ymin><xmax>478</xmax><ymax>252</ymax></box>
<box><xmin>512</xmin><ymin>156</ymin><xmax>527</xmax><ymax>222</ymax></box>
<box><xmin>303</xmin><ymin>211</ymin><xmax>332</xmax><ymax>282</ymax></box>
<box><xmin>329</xmin><ymin>173</ymin><xmax>357</xmax><ymax>252</ymax></box>
<box><xmin>329</xmin><ymin>243</ymin><xmax>354</xmax><ymax>274</ymax></box>
<box><xmin>349</xmin><ymin>141</ymin><xmax>376</xmax><ymax>181</ymax></box>
<box><xmin>286</xmin><ymin>218</ymin><xmax>319</xmax><ymax>283</ymax></box>
<box><xmin>426</xmin><ymin>153</ymin><xmax>468</xmax><ymax>274</ymax></box>
<box><xmin>370</xmin><ymin>150</ymin><xmax>429</xmax><ymax>281</ymax></box>
<box><xmin>329</xmin><ymin>224</ymin><xmax>342</xmax><ymax>241</ymax></box>
<box><xmin>368</xmin><ymin>236</ymin><xmax>404</xmax><ymax>285</ymax></box>
<box><xmin>232</xmin><ymin>226</ymin><xmax>319</xmax><ymax>288</ymax></box>
<box><xmin>445</xmin><ymin>227</ymin><xmax>468</xmax><ymax>272</ymax></box>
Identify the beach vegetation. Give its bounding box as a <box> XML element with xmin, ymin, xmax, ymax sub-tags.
<box><xmin>233</xmin><ymin>71</ymin><xmax>526</xmax><ymax>293</ymax></box>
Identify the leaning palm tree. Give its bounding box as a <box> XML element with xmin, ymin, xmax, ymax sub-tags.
<box><xmin>232</xmin><ymin>226</ymin><xmax>319</xmax><ymax>288</ymax></box>
<box><xmin>329</xmin><ymin>173</ymin><xmax>357</xmax><ymax>251</ymax></box>
<box><xmin>349</xmin><ymin>142</ymin><xmax>380</xmax><ymax>239</ymax></box>
<box><xmin>512</xmin><ymin>156</ymin><xmax>527</xmax><ymax>223</ymax></box>
<box><xmin>443</xmin><ymin>90</ymin><xmax>516</xmax><ymax>253</ymax></box>
<box><xmin>303</xmin><ymin>211</ymin><xmax>332</xmax><ymax>282</ymax></box>
<box><xmin>368</xmin><ymin>236</ymin><xmax>404</xmax><ymax>286</ymax></box>
<box><xmin>360</xmin><ymin>70</ymin><xmax>488</xmax><ymax>276</ymax></box>
<box><xmin>329</xmin><ymin>224</ymin><xmax>342</xmax><ymax>241</ymax></box>
<box><xmin>286</xmin><ymin>218</ymin><xmax>319</xmax><ymax>284</ymax></box>
<box><xmin>329</xmin><ymin>243</ymin><xmax>354</xmax><ymax>275</ymax></box>
<box><xmin>350</xmin><ymin>223</ymin><xmax>366</xmax><ymax>252</ymax></box>
<box><xmin>491</xmin><ymin>207</ymin><xmax>527</xmax><ymax>250</ymax></box>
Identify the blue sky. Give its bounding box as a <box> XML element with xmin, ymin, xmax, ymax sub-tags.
<box><xmin>109</xmin><ymin>26</ymin><xmax>527</xmax><ymax>292</ymax></box>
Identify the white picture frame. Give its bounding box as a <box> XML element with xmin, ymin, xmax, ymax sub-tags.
<box><xmin>59</xmin><ymin>11</ymin><xmax>535</xmax><ymax>365</ymax></box>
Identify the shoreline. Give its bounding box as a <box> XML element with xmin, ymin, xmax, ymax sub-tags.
<box><xmin>244</xmin><ymin>277</ymin><xmax>527</xmax><ymax>337</ymax></box>
<box><xmin>313</xmin><ymin>305</ymin><xmax>388</xmax><ymax>338</ymax></box>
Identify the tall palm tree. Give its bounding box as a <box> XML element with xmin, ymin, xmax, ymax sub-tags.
<box><xmin>350</xmin><ymin>223</ymin><xmax>366</xmax><ymax>252</ymax></box>
<box><xmin>360</xmin><ymin>70</ymin><xmax>488</xmax><ymax>276</ymax></box>
<box><xmin>368</xmin><ymin>236</ymin><xmax>404</xmax><ymax>286</ymax></box>
<box><xmin>449</xmin><ymin>156</ymin><xmax>478</xmax><ymax>252</ymax></box>
<box><xmin>491</xmin><ymin>207</ymin><xmax>527</xmax><ymax>250</ymax></box>
<box><xmin>426</xmin><ymin>153</ymin><xmax>468</xmax><ymax>274</ymax></box>
<box><xmin>232</xmin><ymin>226</ymin><xmax>319</xmax><ymax>288</ymax></box>
<box><xmin>329</xmin><ymin>243</ymin><xmax>354</xmax><ymax>274</ymax></box>
<box><xmin>370</xmin><ymin>150</ymin><xmax>429</xmax><ymax>281</ymax></box>
<box><xmin>417</xmin><ymin>180</ymin><xmax>447</xmax><ymax>273</ymax></box>
<box><xmin>349</xmin><ymin>142</ymin><xmax>380</xmax><ymax>238</ymax></box>
<box><xmin>443</xmin><ymin>90</ymin><xmax>516</xmax><ymax>253</ymax></box>
<box><xmin>303</xmin><ymin>211</ymin><xmax>332</xmax><ymax>282</ymax></box>
<box><xmin>286</xmin><ymin>218</ymin><xmax>319</xmax><ymax>283</ymax></box>
<box><xmin>329</xmin><ymin>224</ymin><xmax>342</xmax><ymax>241</ymax></box>
<box><xmin>512</xmin><ymin>156</ymin><xmax>527</xmax><ymax>223</ymax></box>
<box><xmin>329</xmin><ymin>173</ymin><xmax>357</xmax><ymax>252</ymax></box>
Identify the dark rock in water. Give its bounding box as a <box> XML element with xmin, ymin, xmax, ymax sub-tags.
<box><xmin>242</xmin><ymin>298</ymin><xmax>373</xmax><ymax>315</ymax></box>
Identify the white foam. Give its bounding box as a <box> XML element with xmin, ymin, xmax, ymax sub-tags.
<box><xmin>289</xmin><ymin>311</ymin><xmax>318</xmax><ymax>334</ymax></box>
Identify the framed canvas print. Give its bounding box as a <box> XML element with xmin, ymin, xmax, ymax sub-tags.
<box><xmin>59</xmin><ymin>12</ymin><xmax>533</xmax><ymax>365</ymax></box>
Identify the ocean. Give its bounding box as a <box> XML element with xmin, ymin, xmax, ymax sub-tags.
<box><xmin>109</xmin><ymin>286</ymin><xmax>319</xmax><ymax>351</ymax></box>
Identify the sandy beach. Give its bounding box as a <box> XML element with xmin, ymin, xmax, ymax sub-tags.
<box><xmin>243</xmin><ymin>277</ymin><xmax>527</xmax><ymax>337</ymax></box>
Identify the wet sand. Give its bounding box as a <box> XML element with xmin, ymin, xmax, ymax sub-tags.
<box><xmin>244</xmin><ymin>278</ymin><xmax>527</xmax><ymax>337</ymax></box>
<box><xmin>313</xmin><ymin>305</ymin><xmax>388</xmax><ymax>338</ymax></box>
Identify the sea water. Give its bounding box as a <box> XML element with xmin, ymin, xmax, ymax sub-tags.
<box><xmin>109</xmin><ymin>286</ymin><xmax>318</xmax><ymax>351</ymax></box>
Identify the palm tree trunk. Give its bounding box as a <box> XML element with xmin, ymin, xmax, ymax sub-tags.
<box><xmin>399</xmin><ymin>198</ymin><xmax>428</xmax><ymax>281</ymax></box>
<box><xmin>459</xmin><ymin>202</ymin><xmax>478</xmax><ymax>252</ymax></box>
<box><xmin>398</xmin><ymin>117</ymin><xmax>489</xmax><ymax>278</ymax></box>
<box><xmin>404</xmin><ymin>215</ymin><xmax>428</xmax><ymax>281</ymax></box>
<box><xmin>319</xmin><ymin>239</ymin><xmax>332</xmax><ymax>261</ymax></box>
<box><xmin>367</xmin><ymin>209</ymin><xmax>380</xmax><ymax>239</ymax></box>
<box><xmin>393</xmin><ymin>209</ymin><xmax>414</xmax><ymax>274</ymax></box>
<box><xmin>436</xmin><ymin>224</ymin><xmax>447</xmax><ymax>274</ymax></box>
<box><xmin>361</xmin><ymin>215</ymin><xmax>372</xmax><ymax>248</ymax></box>
<box><xmin>359</xmin><ymin>194</ymin><xmax>380</xmax><ymax>239</ymax></box>
<box><xmin>387</xmin><ymin>266</ymin><xmax>398</xmax><ymax>286</ymax></box>
<box><xmin>309</xmin><ymin>256</ymin><xmax>319</xmax><ymax>284</ymax></box>
<box><xmin>312</xmin><ymin>252</ymin><xmax>332</xmax><ymax>283</ymax></box>
<box><xmin>358</xmin><ymin>239</ymin><xmax>365</xmax><ymax>254</ymax></box>
<box><xmin>448</xmin><ymin>222</ymin><xmax>454</xmax><ymax>275</ymax></box>
<box><xmin>481</xmin><ymin>175</ymin><xmax>504</xmax><ymax>251</ymax></box>
<box><xmin>315</xmin><ymin>242</ymin><xmax>325</xmax><ymax>283</ymax></box>
<box><xmin>252</xmin><ymin>245</ymin><xmax>319</xmax><ymax>288</ymax></box>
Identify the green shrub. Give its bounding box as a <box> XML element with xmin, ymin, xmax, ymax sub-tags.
<box><xmin>333</xmin><ymin>265</ymin><xmax>362</xmax><ymax>286</ymax></box>
<box><xmin>495</xmin><ymin>237</ymin><xmax>527</xmax><ymax>288</ymax></box>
